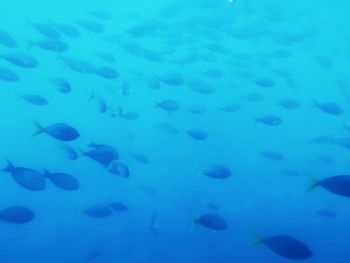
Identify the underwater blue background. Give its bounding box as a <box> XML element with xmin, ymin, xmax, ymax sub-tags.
<box><xmin>0</xmin><ymin>0</ymin><xmax>349</xmax><ymax>262</ymax></box>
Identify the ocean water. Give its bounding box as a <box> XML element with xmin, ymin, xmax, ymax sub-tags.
<box><xmin>0</xmin><ymin>0</ymin><xmax>349</xmax><ymax>262</ymax></box>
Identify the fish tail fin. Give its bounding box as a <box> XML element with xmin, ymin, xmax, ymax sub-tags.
<box><xmin>75</xmin><ymin>147</ymin><xmax>85</xmax><ymax>158</ymax></box>
<box><xmin>32</xmin><ymin>121</ymin><xmax>44</xmax><ymax>137</ymax></box>
<box><xmin>251</xmin><ymin>231</ymin><xmax>263</xmax><ymax>246</ymax></box>
<box><xmin>307</xmin><ymin>175</ymin><xmax>319</xmax><ymax>192</ymax></box>
<box><xmin>1</xmin><ymin>160</ymin><xmax>14</xmax><ymax>172</ymax></box>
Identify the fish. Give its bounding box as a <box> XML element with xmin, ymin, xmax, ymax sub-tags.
<box><xmin>203</xmin><ymin>165</ymin><xmax>231</xmax><ymax>179</ymax></box>
<box><xmin>308</xmin><ymin>135</ymin><xmax>333</xmax><ymax>144</ymax></box>
<box><xmin>316</xmin><ymin>209</ymin><xmax>337</xmax><ymax>218</ymax></box>
<box><xmin>1</xmin><ymin>161</ymin><xmax>46</xmax><ymax>191</ymax></box>
<box><xmin>195</xmin><ymin>213</ymin><xmax>228</xmax><ymax>231</ymax></box>
<box><xmin>29</xmin><ymin>39</ymin><xmax>69</xmax><ymax>52</ymax></box>
<box><xmin>156</xmin><ymin>100</ymin><xmax>180</xmax><ymax>112</ymax></box>
<box><xmin>87</xmin><ymin>10</ymin><xmax>112</xmax><ymax>21</ymax></box>
<box><xmin>159</xmin><ymin>71</ymin><xmax>184</xmax><ymax>86</ymax></box>
<box><xmin>0</xmin><ymin>53</ymin><xmax>39</xmax><ymax>68</ymax></box>
<box><xmin>146</xmin><ymin>77</ymin><xmax>161</xmax><ymax>90</ymax></box>
<box><xmin>220</xmin><ymin>103</ymin><xmax>242</xmax><ymax>112</ymax></box>
<box><xmin>0</xmin><ymin>206</ymin><xmax>35</xmax><ymax>224</ymax></box>
<box><xmin>94</xmin><ymin>52</ymin><xmax>116</xmax><ymax>63</ymax></box>
<box><xmin>108</xmin><ymin>202</ymin><xmax>128</xmax><ymax>212</ymax></box>
<box><xmin>61</xmin><ymin>145</ymin><xmax>78</xmax><ymax>160</ymax></box>
<box><xmin>76</xmin><ymin>19</ymin><xmax>105</xmax><ymax>34</ymax></box>
<box><xmin>202</xmin><ymin>69</ymin><xmax>222</xmax><ymax>79</ymax></box>
<box><xmin>278</xmin><ymin>99</ymin><xmax>300</xmax><ymax>109</ymax></box>
<box><xmin>0</xmin><ymin>67</ymin><xmax>19</xmax><ymax>82</ymax></box>
<box><xmin>83</xmin><ymin>143</ymin><xmax>119</xmax><ymax>167</ymax></box>
<box><xmin>94</xmin><ymin>66</ymin><xmax>119</xmax><ymax>79</ymax></box>
<box><xmin>154</xmin><ymin>122</ymin><xmax>178</xmax><ymax>135</ymax></box>
<box><xmin>149</xmin><ymin>212</ymin><xmax>160</xmax><ymax>236</ymax></box>
<box><xmin>260</xmin><ymin>150</ymin><xmax>284</xmax><ymax>161</ymax></box>
<box><xmin>53</xmin><ymin>22</ymin><xmax>81</xmax><ymax>38</ymax></box>
<box><xmin>44</xmin><ymin>170</ymin><xmax>79</xmax><ymax>191</ymax></box>
<box><xmin>243</xmin><ymin>93</ymin><xmax>263</xmax><ymax>103</ymax></box>
<box><xmin>0</xmin><ymin>30</ymin><xmax>17</xmax><ymax>48</ymax></box>
<box><xmin>59</xmin><ymin>56</ymin><xmax>95</xmax><ymax>74</ymax></box>
<box><xmin>189</xmin><ymin>81</ymin><xmax>216</xmax><ymax>94</ymax></box>
<box><xmin>130</xmin><ymin>152</ymin><xmax>150</xmax><ymax>164</ymax></box>
<box><xmin>187</xmin><ymin>129</ymin><xmax>208</xmax><ymax>140</ymax></box>
<box><xmin>310</xmin><ymin>175</ymin><xmax>350</xmax><ymax>197</ymax></box>
<box><xmin>49</xmin><ymin>77</ymin><xmax>71</xmax><ymax>93</ymax></box>
<box><xmin>108</xmin><ymin>162</ymin><xmax>130</xmax><ymax>178</ymax></box>
<box><xmin>83</xmin><ymin>205</ymin><xmax>113</xmax><ymax>218</ymax></box>
<box><xmin>253</xmin><ymin>77</ymin><xmax>275</xmax><ymax>88</ymax></box>
<box><xmin>254</xmin><ymin>234</ymin><xmax>312</xmax><ymax>260</ymax></box>
<box><xmin>256</xmin><ymin>115</ymin><xmax>283</xmax><ymax>126</ymax></box>
<box><xmin>33</xmin><ymin>122</ymin><xmax>80</xmax><ymax>141</ymax></box>
<box><xmin>314</xmin><ymin>101</ymin><xmax>343</xmax><ymax>116</ymax></box>
<box><xmin>19</xmin><ymin>94</ymin><xmax>48</xmax><ymax>106</ymax></box>
<box><xmin>28</xmin><ymin>21</ymin><xmax>61</xmax><ymax>39</ymax></box>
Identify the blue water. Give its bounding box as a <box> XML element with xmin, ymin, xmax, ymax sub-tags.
<box><xmin>0</xmin><ymin>0</ymin><xmax>349</xmax><ymax>262</ymax></box>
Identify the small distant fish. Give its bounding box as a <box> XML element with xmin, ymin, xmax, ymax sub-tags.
<box><xmin>76</xmin><ymin>19</ymin><xmax>105</xmax><ymax>34</ymax></box>
<box><xmin>188</xmin><ymin>106</ymin><xmax>207</xmax><ymax>114</ymax></box>
<box><xmin>195</xmin><ymin>213</ymin><xmax>228</xmax><ymax>231</ymax></box>
<box><xmin>156</xmin><ymin>100</ymin><xmax>180</xmax><ymax>112</ymax></box>
<box><xmin>159</xmin><ymin>71</ymin><xmax>184</xmax><ymax>86</ymax></box>
<box><xmin>189</xmin><ymin>81</ymin><xmax>216</xmax><ymax>94</ymax></box>
<box><xmin>316</xmin><ymin>209</ymin><xmax>337</xmax><ymax>218</ymax></box>
<box><xmin>28</xmin><ymin>21</ymin><xmax>61</xmax><ymax>39</ymax></box>
<box><xmin>202</xmin><ymin>69</ymin><xmax>222</xmax><ymax>79</ymax></box>
<box><xmin>146</xmin><ymin>77</ymin><xmax>160</xmax><ymax>90</ymax></box>
<box><xmin>260</xmin><ymin>150</ymin><xmax>284</xmax><ymax>161</ymax></box>
<box><xmin>0</xmin><ymin>206</ymin><xmax>35</xmax><ymax>224</ymax></box>
<box><xmin>61</xmin><ymin>145</ymin><xmax>78</xmax><ymax>160</ymax></box>
<box><xmin>44</xmin><ymin>170</ymin><xmax>79</xmax><ymax>191</ymax></box>
<box><xmin>314</xmin><ymin>101</ymin><xmax>343</xmax><ymax>116</ymax></box>
<box><xmin>256</xmin><ymin>115</ymin><xmax>282</xmax><ymax>126</ymax></box>
<box><xmin>149</xmin><ymin>212</ymin><xmax>160</xmax><ymax>236</ymax></box>
<box><xmin>19</xmin><ymin>94</ymin><xmax>48</xmax><ymax>106</ymax></box>
<box><xmin>203</xmin><ymin>165</ymin><xmax>231</xmax><ymax>179</ymax></box>
<box><xmin>254</xmin><ymin>234</ymin><xmax>312</xmax><ymax>260</ymax></box>
<box><xmin>94</xmin><ymin>52</ymin><xmax>116</xmax><ymax>63</ymax></box>
<box><xmin>243</xmin><ymin>93</ymin><xmax>263</xmax><ymax>103</ymax></box>
<box><xmin>53</xmin><ymin>22</ymin><xmax>81</xmax><ymax>38</ymax></box>
<box><xmin>94</xmin><ymin>66</ymin><xmax>119</xmax><ymax>79</ymax></box>
<box><xmin>87</xmin><ymin>10</ymin><xmax>112</xmax><ymax>21</ymax></box>
<box><xmin>278</xmin><ymin>99</ymin><xmax>300</xmax><ymax>109</ymax></box>
<box><xmin>315</xmin><ymin>56</ymin><xmax>332</xmax><ymax>70</ymax></box>
<box><xmin>0</xmin><ymin>30</ymin><xmax>17</xmax><ymax>48</ymax></box>
<box><xmin>253</xmin><ymin>77</ymin><xmax>275</xmax><ymax>88</ymax></box>
<box><xmin>83</xmin><ymin>205</ymin><xmax>113</xmax><ymax>218</ymax></box>
<box><xmin>333</xmin><ymin>137</ymin><xmax>350</xmax><ymax>149</ymax></box>
<box><xmin>130</xmin><ymin>152</ymin><xmax>150</xmax><ymax>164</ymax></box>
<box><xmin>0</xmin><ymin>53</ymin><xmax>39</xmax><ymax>68</ymax></box>
<box><xmin>121</xmin><ymin>81</ymin><xmax>131</xmax><ymax>96</ymax></box>
<box><xmin>187</xmin><ymin>129</ymin><xmax>208</xmax><ymax>140</ymax></box>
<box><xmin>50</xmin><ymin>77</ymin><xmax>71</xmax><ymax>93</ymax></box>
<box><xmin>86</xmin><ymin>250</ymin><xmax>102</xmax><ymax>262</ymax></box>
<box><xmin>310</xmin><ymin>175</ymin><xmax>350</xmax><ymax>197</ymax></box>
<box><xmin>308</xmin><ymin>135</ymin><xmax>333</xmax><ymax>144</ymax></box>
<box><xmin>0</xmin><ymin>67</ymin><xmax>19</xmax><ymax>82</ymax></box>
<box><xmin>139</xmin><ymin>185</ymin><xmax>157</xmax><ymax>195</ymax></box>
<box><xmin>108</xmin><ymin>162</ymin><xmax>130</xmax><ymax>178</ymax></box>
<box><xmin>29</xmin><ymin>39</ymin><xmax>69</xmax><ymax>52</ymax></box>
<box><xmin>108</xmin><ymin>202</ymin><xmax>128</xmax><ymax>212</ymax></box>
<box><xmin>59</xmin><ymin>56</ymin><xmax>95</xmax><ymax>74</ymax></box>
<box><xmin>33</xmin><ymin>122</ymin><xmax>80</xmax><ymax>141</ymax></box>
<box><xmin>154</xmin><ymin>122</ymin><xmax>178</xmax><ymax>135</ymax></box>
<box><xmin>281</xmin><ymin>169</ymin><xmax>300</xmax><ymax>177</ymax></box>
<box><xmin>220</xmin><ymin>103</ymin><xmax>242</xmax><ymax>112</ymax></box>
